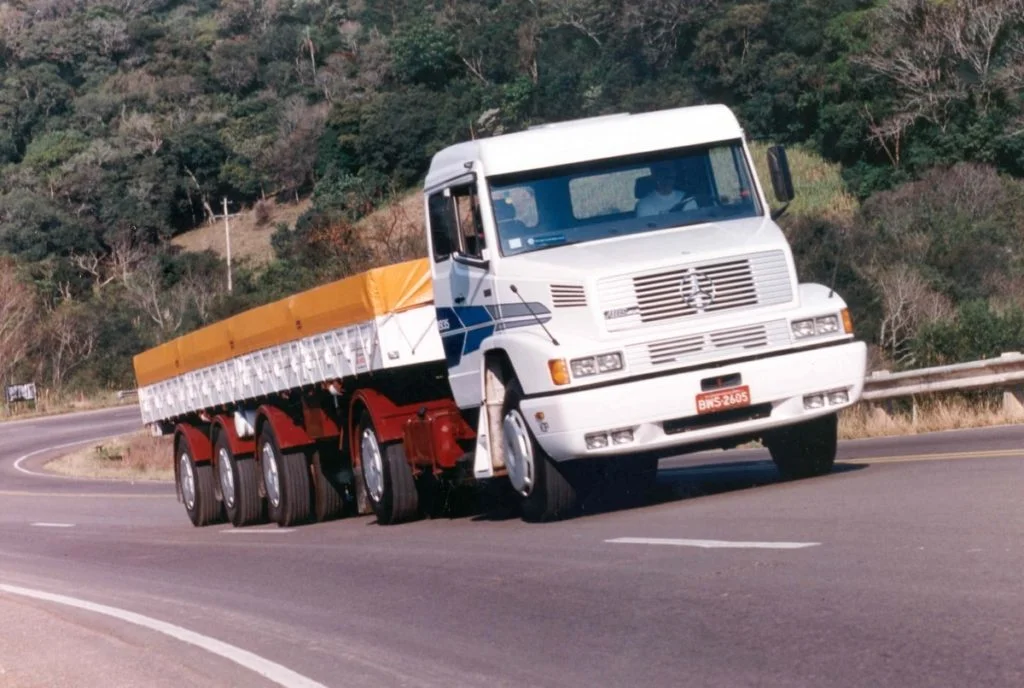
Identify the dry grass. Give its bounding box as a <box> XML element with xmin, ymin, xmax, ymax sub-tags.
<box><xmin>748</xmin><ymin>141</ymin><xmax>859</xmax><ymax>222</ymax></box>
<box><xmin>353</xmin><ymin>191</ymin><xmax>427</xmax><ymax>265</ymax></box>
<box><xmin>45</xmin><ymin>431</ymin><xmax>173</xmax><ymax>481</ymax></box>
<box><xmin>171</xmin><ymin>197</ymin><xmax>312</xmax><ymax>265</ymax></box>
<box><xmin>839</xmin><ymin>397</ymin><xmax>1023</xmax><ymax>440</ymax></box>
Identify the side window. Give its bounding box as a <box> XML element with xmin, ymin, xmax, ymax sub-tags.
<box><xmin>428</xmin><ymin>191</ymin><xmax>458</xmax><ymax>262</ymax></box>
<box><xmin>452</xmin><ymin>183</ymin><xmax>485</xmax><ymax>259</ymax></box>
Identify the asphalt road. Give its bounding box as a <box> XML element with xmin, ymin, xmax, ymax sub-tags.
<box><xmin>1</xmin><ymin>406</ymin><xmax>1022</xmax><ymax>687</ymax></box>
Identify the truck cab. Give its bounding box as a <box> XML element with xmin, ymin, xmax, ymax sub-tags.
<box><xmin>424</xmin><ymin>105</ymin><xmax>867</xmax><ymax>520</ymax></box>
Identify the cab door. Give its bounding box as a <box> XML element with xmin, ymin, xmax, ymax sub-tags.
<box><xmin>426</xmin><ymin>176</ymin><xmax>495</xmax><ymax>409</ymax></box>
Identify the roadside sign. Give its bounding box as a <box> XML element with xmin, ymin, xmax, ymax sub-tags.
<box><xmin>6</xmin><ymin>382</ymin><xmax>36</xmax><ymax>404</ymax></box>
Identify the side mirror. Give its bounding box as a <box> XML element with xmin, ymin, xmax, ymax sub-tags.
<box><xmin>767</xmin><ymin>145</ymin><xmax>795</xmax><ymax>203</ymax></box>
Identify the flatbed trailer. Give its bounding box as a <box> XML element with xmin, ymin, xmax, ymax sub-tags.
<box><xmin>136</xmin><ymin>259</ymin><xmax>474</xmax><ymax>526</ymax></box>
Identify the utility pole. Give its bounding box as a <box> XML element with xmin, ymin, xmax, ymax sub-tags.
<box><xmin>222</xmin><ymin>197</ymin><xmax>233</xmax><ymax>294</ymax></box>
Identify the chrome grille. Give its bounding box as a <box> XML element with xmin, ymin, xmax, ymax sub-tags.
<box><xmin>550</xmin><ymin>284</ymin><xmax>587</xmax><ymax>308</ymax></box>
<box><xmin>625</xmin><ymin>320</ymin><xmax>790</xmax><ymax>372</ymax></box>
<box><xmin>634</xmin><ymin>259</ymin><xmax>754</xmax><ymax>323</ymax></box>
<box><xmin>599</xmin><ymin>251</ymin><xmax>793</xmax><ymax>332</ymax></box>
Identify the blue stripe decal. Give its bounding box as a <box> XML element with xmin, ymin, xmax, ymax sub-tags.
<box><xmin>463</xmin><ymin>325</ymin><xmax>495</xmax><ymax>356</ymax></box>
<box><xmin>454</xmin><ymin>305</ymin><xmax>493</xmax><ymax>327</ymax></box>
<box><xmin>436</xmin><ymin>307</ymin><xmax>463</xmax><ymax>333</ymax></box>
<box><xmin>437</xmin><ymin>302</ymin><xmax>550</xmax><ymax>367</ymax></box>
<box><xmin>442</xmin><ymin>332</ymin><xmax>466</xmax><ymax>367</ymax></box>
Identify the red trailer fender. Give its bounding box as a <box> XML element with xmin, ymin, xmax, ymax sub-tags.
<box><xmin>173</xmin><ymin>423</ymin><xmax>212</xmax><ymax>502</ymax></box>
<box><xmin>210</xmin><ymin>414</ymin><xmax>256</xmax><ymax>458</ymax></box>
<box><xmin>255</xmin><ymin>405</ymin><xmax>315</xmax><ymax>452</ymax></box>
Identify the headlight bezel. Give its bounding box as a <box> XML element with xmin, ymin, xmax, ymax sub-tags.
<box><xmin>792</xmin><ymin>312</ymin><xmax>848</xmax><ymax>340</ymax></box>
<box><xmin>570</xmin><ymin>351</ymin><xmax>624</xmax><ymax>379</ymax></box>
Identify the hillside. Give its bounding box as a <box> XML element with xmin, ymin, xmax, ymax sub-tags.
<box><xmin>171</xmin><ymin>198</ymin><xmax>312</xmax><ymax>265</ymax></box>
<box><xmin>1</xmin><ymin>0</ymin><xmax>1023</xmax><ymax>393</ymax></box>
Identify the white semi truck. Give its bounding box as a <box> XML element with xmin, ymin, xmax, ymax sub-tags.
<box><xmin>135</xmin><ymin>104</ymin><xmax>867</xmax><ymax>526</ymax></box>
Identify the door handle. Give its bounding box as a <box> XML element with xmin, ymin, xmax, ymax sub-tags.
<box><xmin>454</xmin><ymin>296</ymin><xmax>466</xmax><ymax>304</ymax></box>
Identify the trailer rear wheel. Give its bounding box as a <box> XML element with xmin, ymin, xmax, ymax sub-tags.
<box><xmin>216</xmin><ymin>433</ymin><xmax>264</xmax><ymax>527</ymax></box>
<box><xmin>257</xmin><ymin>426</ymin><xmax>312</xmax><ymax>527</ymax></box>
<box><xmin>357</xmin><ymin>412</ymin><xmax>418</xmax><ymax>525</ymax></box>
<box><xmin>767</xmin><ymin>413</ymin><xmax>838</xmax><ymax>479</ymax></box>
<box><xmin>502</xmin><ymin>379</ymin><xmax>577</xmax><ymax>522</ymax></box>
<box><xmin>178</xmin><ymin>442</ymin><xmax>221</xmax><ymax>527</ymax></box>
<box><xmin>312</xmin><ymin>445</ymin><xmax>346</xmax><ymax>522</ymax></box>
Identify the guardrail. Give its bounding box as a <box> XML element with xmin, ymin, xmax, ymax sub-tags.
<box><xmin>862</xmin><ymin>351</ymin><xmax>1024</xmax><ymax>415</ymax></box>
<box><xmin>117</xmin><ymin>389</ymin><xmax>138</xmax><ymax>400</ymax></box>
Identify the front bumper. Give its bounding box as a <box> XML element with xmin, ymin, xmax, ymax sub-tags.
<box><xmin>519</xmin><ymin>341</ymin><xmax>866</xmax><ymax>461</ymax></box>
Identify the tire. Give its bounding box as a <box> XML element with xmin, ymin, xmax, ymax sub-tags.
<box><xmin>502</xmin><ymin>379</ymin><xmax>577</xmax><ymax>522</ymax></box>
<box><xmin>215</xmin><ymin>433</ymin><xmax>264</xmax><ymax>527</ymax></box>
<box><xmin>178</xmin><ymin>440</ymin><xmax>222</xmax><ymax>527</ymax></box>
<box><xmin>257</xmin><ymin>425</ymin><xmax>313</xmax><ymax>527</ymax></box>
<box><xmin>312</xmin><ymin>445</ymin><xmax>346</xmax><ymax>523</ymax></box>
<box><xmin>357</xmin><ymin>411</ymin><xmax>418</xmax><ymax>525</ymax></box>
<box><xmin>768</xmin><ymin>413</ymin><xmax>838</xmax><ymax>479</ymax></box>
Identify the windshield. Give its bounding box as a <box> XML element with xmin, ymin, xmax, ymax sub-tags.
<box><xmin>488</xmin><ymin>140</ymin><xmax>761</xmax><ymax>257</ymax></box>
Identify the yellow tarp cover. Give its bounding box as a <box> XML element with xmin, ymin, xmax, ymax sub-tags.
<box><xmin>133</xmin><ymin>258</ymin><xmax>433</xmax><ymax>388</ymax></box>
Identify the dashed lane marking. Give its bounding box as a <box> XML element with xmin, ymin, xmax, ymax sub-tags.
<box><xmin>220</xmin><ymin>528</ymin><xmax>295</xmax><ymax>534</ymax></box>
<box><xmin>0</xmin><ymin>583</ymin><xmax>327</xmax><ymax>688</ymax></box>
<box><xmin>607</xmin><ymin>537</ymin><xmax>820</xmax><ymax>550</ymax></box>
<box><xmin>30</xmin><ymin>523</ymin><xmax>75</xmax><ymax>528</ymax></box>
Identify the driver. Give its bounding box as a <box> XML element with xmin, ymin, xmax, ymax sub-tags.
<box><xmin>636</xmin><ymin>162</ymin><xmax>695</xmax><ymax>217</ymax></box>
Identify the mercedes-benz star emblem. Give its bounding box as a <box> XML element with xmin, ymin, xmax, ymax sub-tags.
<box><xmin>680</xmin><ymin>270</ymin><xmax>715</xmax><ymax>311</ymax></box>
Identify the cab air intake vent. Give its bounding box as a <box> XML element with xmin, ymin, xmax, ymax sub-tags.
<box><xmin>551</xmin><ymin>284</ymin><xmax>587</xmax><ymax>308</ymax></box>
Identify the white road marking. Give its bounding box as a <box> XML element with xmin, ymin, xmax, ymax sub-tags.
<box><xmin>30</xmin><ymin>523</ymin><xmax>75</xmax><ymax>528</ymax></box>
<box><xmin>12</xmin><ymin>435</ymin><xmax>133</xmax><ymax>479</ymax></box>
<box><xmin>221</xmin><ymin>528</ymin><xmax>295</xmax><ymax>534</ymax></box>
<box><xmin>0</xmin><ymin>583</ymin><xmax>327</xmax><ymax>688</ymax></box>
<box><xmin>607</xmin><ymin>537</ymin><xmax>820</xmax><ymax>550</ymax></box>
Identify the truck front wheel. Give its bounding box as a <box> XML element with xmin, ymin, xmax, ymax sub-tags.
<box><xmin>767</xmin><ymin>413</ymin><xmax>838</xmax><ymax>479</ymax></box>
<box><xmin>502</xmin><ymin>379</ymin><xmax>577</xmax><ymax>522</ymax></box>
<box><xmin>357</xmin><ymin>412</ymin><xmax>418</xmax><ymax>525</ymax></box>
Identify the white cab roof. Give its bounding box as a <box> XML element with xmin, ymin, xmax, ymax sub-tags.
<box><xmin>425</xmin><ymin>104</ymin><xmax>743</xmax><ymax>188</ymax></box>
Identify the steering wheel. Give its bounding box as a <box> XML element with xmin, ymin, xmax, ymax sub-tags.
<box><xmin>668</xmin><ymin>195</ymin><xmax>699</xmax><ymax>213</ymax></box>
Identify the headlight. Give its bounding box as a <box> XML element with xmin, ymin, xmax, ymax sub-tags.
<box><xmin>570</xmin><ymin>357</ymin><xmax>597</xmax><ymax>377</ymax></box>
<box><xmin>596</xmin><ymin>352</ymin><xmax>623</xmax><ymax>373</ymax></box>
<box><xmin>571</xmin><ymin>352</ymin><xmax>624</xmax><ymax>378</ymax></box>
<box><xmin>815</xmin><ymin>315</ymin><xmax>839</xmax><ymax>334</ymax></box>
<box><xmin>793</xmin><ymin>314</ymin><xmax>845</xmax><ymax>340</ymax></box>
<box><xmin>791</xmin><ymin>319</ymin><xmax>815</xmax><ymax>339</ymax></box>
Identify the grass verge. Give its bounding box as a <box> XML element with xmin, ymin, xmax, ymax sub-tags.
<box><xmin>839</xmin><ymin>397</ymin><xmax>1023</xmax><ymax>440</ymax></box>
<box><xmin>45</xmin><ymin>431</ymin><xmax>173</xmax><ymax>481</ymax></box>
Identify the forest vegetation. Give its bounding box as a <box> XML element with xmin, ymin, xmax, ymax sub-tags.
<box><xmin>1</xmin><ymin>0</ymin><xmax>1023</xmax><ymax>395</ymax></box>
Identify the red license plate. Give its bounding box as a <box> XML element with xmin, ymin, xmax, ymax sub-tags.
<box><xmin>695</xmin><ymin>386</ymin><xmax>751</xmax><ymax>415</ymax></box>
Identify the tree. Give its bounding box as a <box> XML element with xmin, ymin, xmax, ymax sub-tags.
<box><xmin>854</xmin><ymin>0</ymin><xmax>1024</xmax><ymax>167</ymax></box>
<box><xmin>0</xmin><ymin>260</ymin><xmax>37</xmax><ymax>385</ymax></box>
<box><xmin>42</xmin><ymin>301</ymin><xmax>98</xmax><ymax>391</ymax></box>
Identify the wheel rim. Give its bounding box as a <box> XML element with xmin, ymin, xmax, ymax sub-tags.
<box><xmin>179</xmin><ymin>452</ymin><xmax>196</xmax><ymax>510</ymax></box>
<box><xmin>361</xmin><ymin>428</ymin><xmax>385</xmax><ymax>504</ymax></box>
<box><xmin>503</xmin><ymin>409</ymin><xmax>535</xmax><ymax>496</ymax></box>
<box><xmin>261</xmin><ymin>441</ymin><xmax>281</xmax><ymax>508</ymax></box>
<box><xmin>217</xmin><ymin>446</ymin><xmax>235</xmax><ymax>509</ymax></box>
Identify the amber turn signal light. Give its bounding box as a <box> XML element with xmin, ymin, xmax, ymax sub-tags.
<box><xmin>548</xmin><ymin>359</ymin><xmax>570</xmax><ymax>385</ymax></box>
<box><xmin>841</xmin><ymin>308</ymin><xmax>854</xmax><ymax>334</ymax></box>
